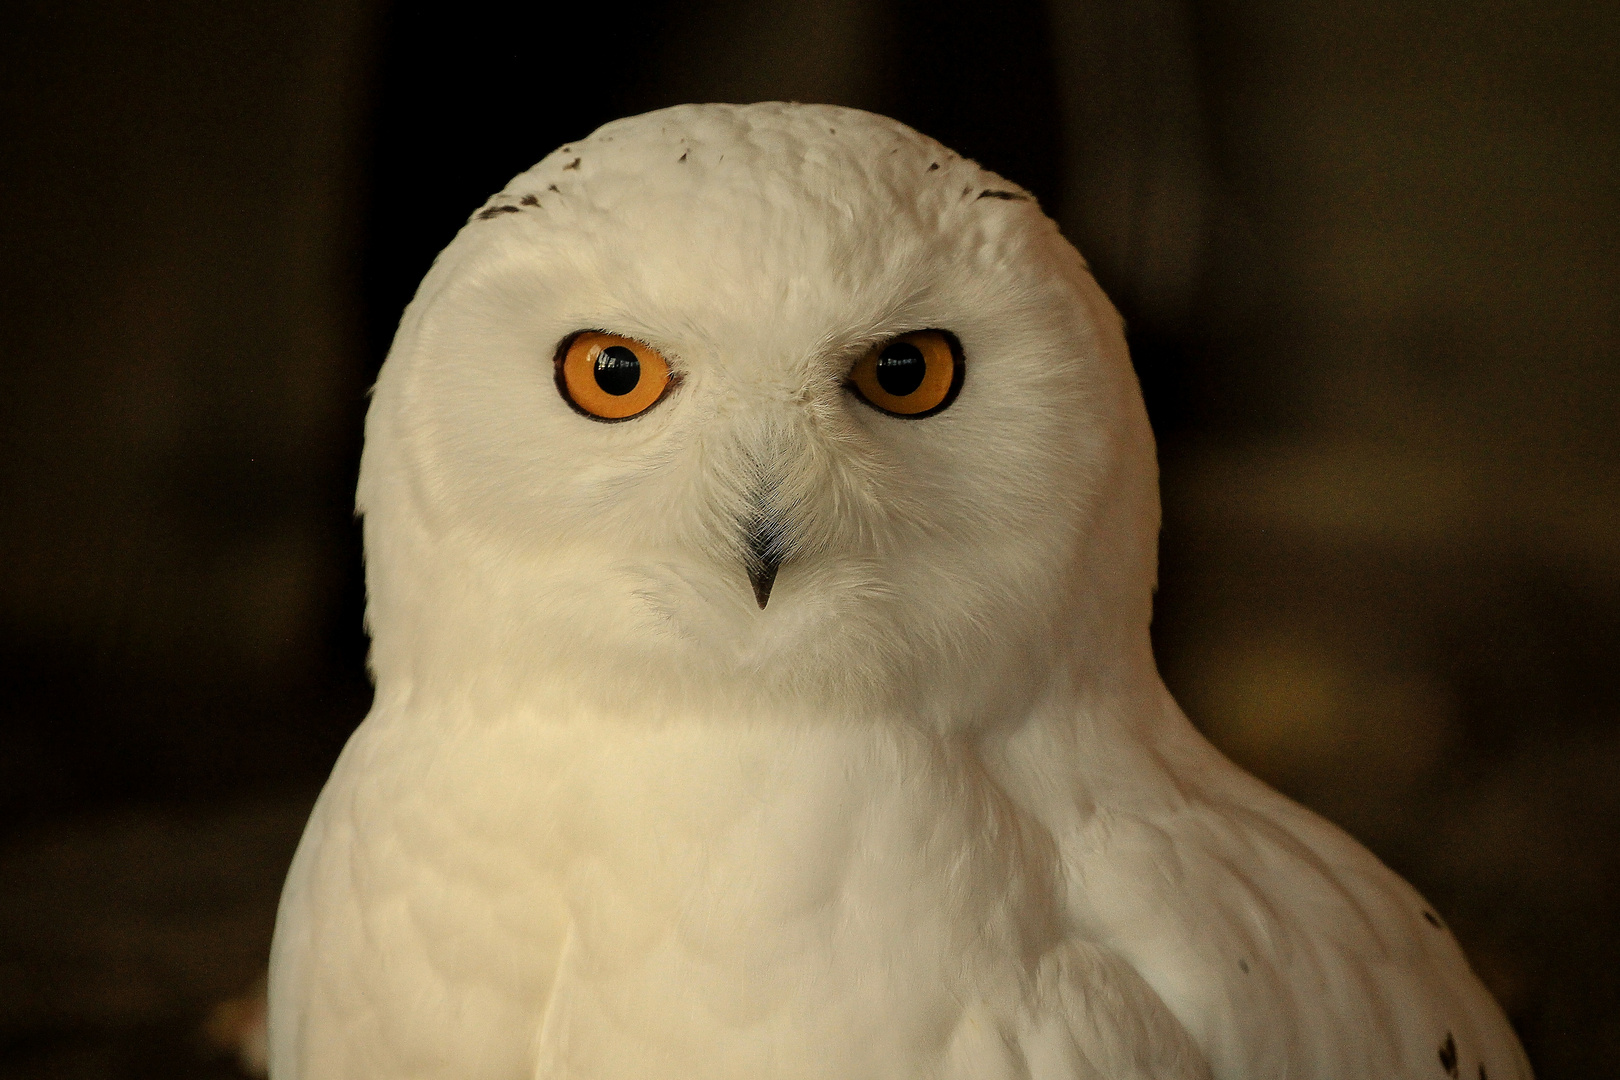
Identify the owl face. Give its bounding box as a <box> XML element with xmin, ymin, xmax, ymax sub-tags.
<box><xmin>360</xmin><ymin>104</ymin><xmax>1157</xmax><ymax>725</ymax></box>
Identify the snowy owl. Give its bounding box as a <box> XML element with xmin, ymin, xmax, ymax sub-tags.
<box><xmin>268</xmin><ymin>103</ymin><xmax>1529</xmax><ymax>1080</ymax></box>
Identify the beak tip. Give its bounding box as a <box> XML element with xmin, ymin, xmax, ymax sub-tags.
<box><xmin>749</xmin><ymin>560</ymin><xmax>779</xmax><ymax>609</ymax></box>
<box><xmin>743</xmin><ymin>507</ymin><xmax>786</xmax><ymax>611</ymax></box>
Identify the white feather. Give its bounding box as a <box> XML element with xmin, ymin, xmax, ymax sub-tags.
<box><xmin>269</xmin><ymin>102</ymin><xmax>1529</xmax><ymax>1080</ymax></box>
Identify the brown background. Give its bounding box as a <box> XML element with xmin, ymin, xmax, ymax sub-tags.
<box><xmin>1</xmin><ymin>0</ymin><xmax>1616</xmax><ymax>1075</ymax></box>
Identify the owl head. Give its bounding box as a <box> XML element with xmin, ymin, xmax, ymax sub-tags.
<box><xmin>358</xmin><ymin>103</ymin><xmax>1160</xmax><ymax>728</ymax></box>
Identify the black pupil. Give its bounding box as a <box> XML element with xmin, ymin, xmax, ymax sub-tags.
<box><xmin>875</xmin><ymin>342</ymin><xmax>927</xmax><ymax>397</ymax></box>
<box><xmin>594</xmin><ymin>345</ymin><xmax>641</xmax><ymax>396</ymax></box>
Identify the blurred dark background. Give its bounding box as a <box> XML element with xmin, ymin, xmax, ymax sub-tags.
<box><xmin>1</xmin><ymin>0</ymin><xmax>1615</xmax><ymax>1076</ymax></box>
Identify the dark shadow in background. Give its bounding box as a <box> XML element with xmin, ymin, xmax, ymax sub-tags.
<box><xmin>2</xmin><ymin>0</ymin><xmax>1616</xmax><ymax>1075</ymax></box>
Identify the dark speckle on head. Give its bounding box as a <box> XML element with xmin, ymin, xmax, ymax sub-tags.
<box><xmin>828</xmin><ymin>127</ymin><xmax>836</xmax><ymax>134</ymax></box>
<box><xmin>928</xmin><ymin>162</ymin><xmax>939</xmax><ymax>171</ymax></box>
<box><xmin>519</xmin><ymin>194</ymin><xmax>539</xmax><ymax>206</ymax></box>
<box><xmin>1438</xmin><ymin>1032</ymin><xmax>1458</xmax><ymax>1077</ymax></box>
<box><xmin>547</xmin><ymin>184</ymin><xmax>559</xmax><ymax>193</ymax></box>
<box><xmin>1423</xmin><ymin>910</ymin><xmax>1443</xmax><ymax>928</ymax></box>
<box><xmin>1238</xmin><ymin>958</ymin><xmax>1249</xmax><ymax>974</ymax></box>
<box><xmin>961</xmin><ymin>185</ymin><xmax>973</xmax><ymax>197</ymax></box>
<box><xmin>678</xmin><ymin>150</ymin><xmax>688</xmax><ymax>163</ymax></box>
<box><xmin>977</xmin><ymin>189</ymin><xmax>1029</xmax><ymax>201</ymax></box>
<box><xmin>476</xmin><ymin>205</ymin><xmax>521</xmax><ymax>220</ymax></box>
<box><xmin>563</xmin><ymin>157</ymin><xmax>581</xmax><ymax>170</ymax></box>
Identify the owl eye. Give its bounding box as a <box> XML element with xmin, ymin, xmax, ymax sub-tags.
<box><xmin>555</xmin><ymin>331</ymin><xmax>676</xmax><ymax>421</ymax></box>
<box><xmin>846</xmin><ymin>330</ymin><xmax>963</xmax><ymax>418</ymax></box>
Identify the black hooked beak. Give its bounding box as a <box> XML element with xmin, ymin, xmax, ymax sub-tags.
<box><xmin>744</xmin><ymin>512</ymin><xmax>787</xmax><ymax>609</ymax></box>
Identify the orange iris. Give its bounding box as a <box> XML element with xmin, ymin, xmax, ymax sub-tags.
<box><xmin>555</xmin><ymin>332</ymin><xmax>676</xmax><ymax>421</ymax></box>
<box><xmin>846</xmin><ymin>330</ymin><xmax>963</xmax><ymax>418</ymax></box>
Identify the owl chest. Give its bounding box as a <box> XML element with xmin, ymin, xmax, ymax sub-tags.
<box><xmin>323</xmin><ymin>713</ymin><xmax>1067</xmax><ymax>1077</ymax></box>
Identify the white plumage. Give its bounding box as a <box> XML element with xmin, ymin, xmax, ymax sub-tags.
<box><xmin>268</xmin><ymin>102</ymin><xmax>1530</xmax><ymax>1080</ymax></box>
